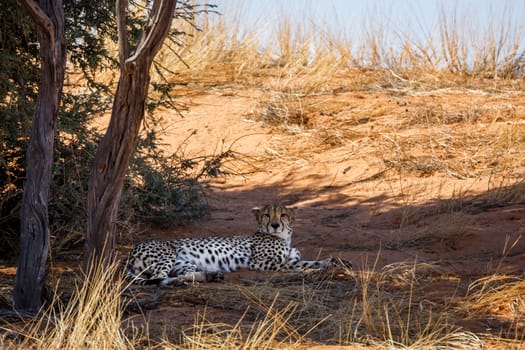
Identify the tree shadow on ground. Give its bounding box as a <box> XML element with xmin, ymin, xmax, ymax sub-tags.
<box><xmin>197</xmin><ymin>177</ymin><xmax>525</xmax><ymax>274</ymax></box>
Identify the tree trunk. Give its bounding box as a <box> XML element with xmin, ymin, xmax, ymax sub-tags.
<box><xmin>13</xmin><ymin>0</ymin><xmax>65</xmax><ymax>313</ymax></box>
<box><xmin>85</xmin><ymin>63</ymin><xmax>151</xmax><ymax>266</ymax></box>
<box><xmin>85</xmin><ymin>0</ymin><xmax>178</xmax><ymax>269</ymax></box>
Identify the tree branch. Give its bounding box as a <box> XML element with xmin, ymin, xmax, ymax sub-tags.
<box><xmin>125</xmin><ymin>0</ymin><xmax>177</xmax><ymax>66</ymax></box>
<box><xmin>116</xmin><ymin>0</ymin><xmax>129</xmax><ymax>69</ymax></box>
<box><xmin>17</xmin><ymin>0</ymin><xmax>55</xmax><ymax>46</ymax></box>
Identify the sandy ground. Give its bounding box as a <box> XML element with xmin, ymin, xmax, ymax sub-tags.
<box><xmin>147</xmin><ymin>89</ymin><xmax>525</xmax><ymax>274</ymax></box>
<box><xmin>1</xmin><ymin>83</ymin><xmax>524</xmax><ymax>348</ymax></box>
<box><xmin>118</xmin><ymin>86</ymin><xmax>525</xmax><ymax>346</ymax></box>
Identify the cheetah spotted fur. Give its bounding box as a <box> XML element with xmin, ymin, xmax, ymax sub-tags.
<box><xmin>125</xmin><ymin>203</ymin><xmax>350</xmax><ymax>285</ymax></box>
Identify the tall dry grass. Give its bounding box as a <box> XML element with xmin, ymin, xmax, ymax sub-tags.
<box><xmin>157</xmin><ymin>1</ymin><xmax>525</xmax><ymax>91</ymax></box>
<box><xmin>151</xmin><ymin>1</ymin><xmax>525</xmax><ymax>189</ymax></box>
<box><xmin>2</xmin><ymin>258</ymin><xmax>523</xmax><ymax>349</ymax></box>
<box><xmin>165</xmin><ymin>301</ymin><xmax>307</xmax><ymax>350</ymax></box>
<box><xmin>1</xmin><ymin>262</ymin><xmax>131</xmax><ymax>350</ymax></box>
<box><xmin>158</xmin><ymin>259</ymin><xmax>492</xmax><ymax>349</ymax></box>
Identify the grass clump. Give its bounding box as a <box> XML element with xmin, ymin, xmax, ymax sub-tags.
<box><xmin>463</xmin><ymin>275</ymin><xmax>525</xmax><ymax>321</ymax></box>
<box><xmin>2</xmin><ymin>262</ymin><xmax>130</xmax><ymax>349</ymax></box>
<box><xmin>170</xmin><ymin>302</ymin><xmax>306</xmax><ymax>350</ymax></box>
<box><xmin>247</xmin><ymin>91</ymin><xmax>315</xmax><ymax>129</ymax></box>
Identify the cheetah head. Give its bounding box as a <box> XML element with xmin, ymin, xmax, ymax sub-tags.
<box><xmin>252</xmin><ymin>203</ymin><xmax>296</xmax><ymax>241</ymax></box>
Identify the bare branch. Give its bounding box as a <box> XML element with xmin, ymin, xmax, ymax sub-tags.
<box><xmin>17</xmin><ymin>0</ymin><xmax>55</xmax><ymax>45</ymax></box>
<box><xmin>116</xmin><ymin>0</ymin><xmax>129</xmax><ymax>69</ymax></box>
<box><xmin>126</xmin><ymin>0</ymin><xmax>177</xmax><ymax>66</ymax></box>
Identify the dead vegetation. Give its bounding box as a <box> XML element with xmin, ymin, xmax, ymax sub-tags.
<box><xmin>3</xmin><ymin>256</ymin><xmax>523</xmax><ymax>349</ymax></box>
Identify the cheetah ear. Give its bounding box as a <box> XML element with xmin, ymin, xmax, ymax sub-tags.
<box><xmin>252</xmin><ymin>207</ymin><xmax>261</xmax><ymax>222</ymax></box>
<box><xmin>286</xmin><ymin>206</ymin><xmax>297</xmax><ymax>221</ymax></box>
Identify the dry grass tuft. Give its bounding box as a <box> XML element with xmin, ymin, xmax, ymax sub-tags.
<box><xmin>168</xmin><ymin>301</ymin><xmax>306</xmax><ymax>350</ymax></box>
<box><xmin>463</xmin><ymin>275</ymin><xmax>525</xmax><ymax>321</ymax></box>
<box><xmin>347</xmin><ymin>258</ymin><xmax>478</xmax><ymax>349</ymax></box>
<box><xmin>1</xmin><ymin>262</ymin><xmax>131</xmax><ymax>350</ymax></box>
<box><xmin>455</xmin><ymin>274</ymin><xmax>525</xmax><ymax>344</ymax></box>
<box><xmin>246</xmin><ymin>91</ymin><xmax>315</xmax><ymax>129</ymax></box>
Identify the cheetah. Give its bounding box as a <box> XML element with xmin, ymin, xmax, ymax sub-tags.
<box><xmin>125</xmin><ymin>203</ymin><xmax>351</xmax><ymax>285</ymax></box>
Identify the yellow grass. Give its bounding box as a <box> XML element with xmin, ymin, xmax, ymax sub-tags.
<box><xmin>2</xmin><ymin>261</ymin><xmax>131</xmax><ymax>349</ymax></box>
<box><xmin>3</xmin><ymin>258</ymin><xmax>511</xmax><ymax>349</ymax></box>
<box><xmin>167</xmin><ymin>301</ymin><xmax>307</xmax><ymax>350</ymax></box>
<box><xmin>1</xmin><ymin>242</ymin><xmax>523</xmax><ymax>349</ymax></box>
<box><xmin>155</xmin><ymin>2</ymin><xmax>525</xmax><ymax>90</ymax></box>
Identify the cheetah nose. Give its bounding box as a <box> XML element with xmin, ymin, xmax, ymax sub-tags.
<box><xmin>271</xmin><ymin>223</ymin><xmax>280</xmax><ymax>230</ymax></box>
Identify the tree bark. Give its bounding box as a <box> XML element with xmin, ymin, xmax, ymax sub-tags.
<box><xmin>85</xmin><ymin>0</ymin><xmax>178</xmax><ymax>269</ymax></box>
<box><xmin>13</xmin><ymin>0</ymin><xmax>65</xmax><ymax>312</ymax></box>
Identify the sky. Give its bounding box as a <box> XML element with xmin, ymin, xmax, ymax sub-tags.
<box><xmin>214</xmin><ymin>0</ymin><xmax>525</xmax><ymax>34</ymax></box>
<box><xmin>211</xmin><ymin>0</ymin><xmax>525</xmax><ymax>60</ymax></box>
